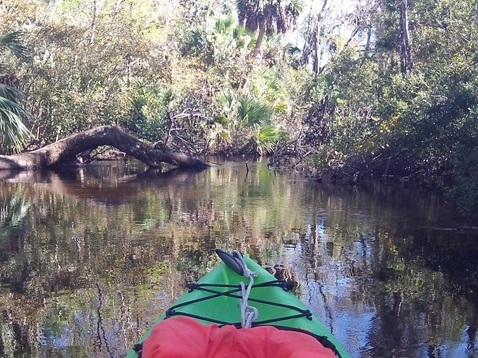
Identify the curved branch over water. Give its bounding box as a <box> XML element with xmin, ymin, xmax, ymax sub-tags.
<box><xmin>0</xmin><ymin>126</ymin><xmax>209</xmax><ymax>170</ymax></box>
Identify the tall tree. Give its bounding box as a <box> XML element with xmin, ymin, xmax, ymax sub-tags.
<box><xmin>300</xmin><ymin>1</ymin><xmax>329</xmax><ymax>73</ymax></box>
<box><xmin>399</xmin><ymin>0</ymin><xmax>413</xmax><ymax>74</ymax></box>
<box><xmin>237</xmin><ymin>0</ymin><xmax>303</xmax><ymax>57</ymax></box>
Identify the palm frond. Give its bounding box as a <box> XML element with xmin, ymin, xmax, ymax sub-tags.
<box><xmin>237</xmin><ymin>94</ymin><xmax>272</xmax><ymax>126</ymax></box>
<box><xmin>0</xmin><ymin>85</ymin><xmax>31</xmax><ymax>153</ymax></box>
<box><xmin>252</xmin><ymin>125</ymin><xmax>287</xmax><ymax>155</ymax></box>
<box><xmin>0</xmin><ymin>81</ymin><xmax>20</xmax><ymax>101</ymax></box>
<box><xmin>214</xmin><ymin>15</ymin><xmax>236</xmax><ymax>35</ymax></box>
<box><xmin>0</xmin><ymin>31</ymin><xmax>31</xmax><ymax>62</ymax></box>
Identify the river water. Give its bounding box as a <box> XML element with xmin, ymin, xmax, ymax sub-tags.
<box><xmin>0</xmin><ymin>159</ymin><xmax>477</xmax><ymax>357</ymax></box>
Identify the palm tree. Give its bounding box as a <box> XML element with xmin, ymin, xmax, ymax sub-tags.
<box><xmin>236</xmin><ymin>0</ymin><xmax>303</xmax><ymax>57</ymax></box>
<box><xmin>0</xmin><ymin>31</ymin><xmax>31</xmax><ymax>154</ymax></box>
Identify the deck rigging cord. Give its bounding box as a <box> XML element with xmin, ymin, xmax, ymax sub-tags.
<box><xmin>231</xmin><ymin>249</ymin><xmax>259</xmax><ymax>328</ymax></box>
<box><xmin>166</xmin><ymin>280</ymin><xmax>313</xmax><ymax>325</ymax></box>
<box><xmin>166</xmin><ymin>249</ymin><xmax>311</xmax><ymax>326</ymax></box>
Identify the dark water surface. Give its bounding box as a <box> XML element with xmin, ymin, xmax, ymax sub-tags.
<box><xmin>0</xmin><ymin>159</ymin><xmax>477</xmax><ymax>357</ymax></box>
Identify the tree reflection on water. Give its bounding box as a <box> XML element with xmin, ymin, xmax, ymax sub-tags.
<box><xmin>0</xmin><ymin>160</ymin><xmax>477</xmax><ymax>357</ymax></box>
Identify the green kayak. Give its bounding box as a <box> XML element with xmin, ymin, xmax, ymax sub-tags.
<box><xmin>126</xmin><ymin>249</ymin><xmax>350</xmax><ymax>358</ymax></box>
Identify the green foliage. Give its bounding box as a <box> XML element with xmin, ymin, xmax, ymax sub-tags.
<box><xmin>0</xmin><ymin>31</ymin><xmax>31</xmax><ymax>153</ymax></box>
<box><xmin>213</xmin><ymin>52</ymin><xmax>299</xmax><ymax>154</ymax></box>
<box><xmin>1</xmin><ymin>0</ymin><xmax>304</xmax><ymax>157</ymax></box>
<box><xmin>211</xmin><ymin>15</ymin><xmax>252</xmax><ymax>64</ymax></box>
<box><xmin>9</xmin><ymin>1</ymin><xmax>172</xmax><ymax>144</ymax></box>
<box><xmin>236</xmin><ymin>0</ymin><xmax>303</xmax><ymax>56</ymax></box>
<box><xmin>448</xmin><ymin>146</ymin><xmax>478</xmax><ymax>216</ymax></box>
<box><xmin>237</xmin><ymin>93</ymin><xmax>272</xmax><ymax>126</ymax></box>
<box><xmin>3</xmin><ymin>0</ymin><xmax>478</xmax><ymax>216</ymax></box>
<box><xmin>237</xmin><ymin>0</ymin><xmax>303</xmax><ymax>35</ymax></box>
<box><xmin>0</xmin><ymin>31</ymin><xmax>31</xmax><ymax>65</ymax></box>
<box><xmin>251</xmin><ymin>125</ymin><xmax>287</xmax><ymax>155</ymax></box>
<box><xmin>0</xmin><ymin>86</ymin><xmax>31</xmax><ymax>153</ymax></box>
<box><xmin>125</xmin><ymin>86</ymin><xmax>173</xmax><ymax>142</ymax></box>
<box><xmin>441</xmin><ymin>104</ymin><xmax>478</xmax><ymax>216</ymax></box>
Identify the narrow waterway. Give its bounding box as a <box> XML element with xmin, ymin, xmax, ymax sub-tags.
<box><xmin>0</xmin><ymin>159</ymin><xmax>477</xmax><ymax>357</ymax></box>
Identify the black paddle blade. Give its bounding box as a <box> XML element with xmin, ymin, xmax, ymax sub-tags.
<box><xmin>215</xmin><ymin>248</ymin><xmax>244</xmax><ymax>275</ymax></box>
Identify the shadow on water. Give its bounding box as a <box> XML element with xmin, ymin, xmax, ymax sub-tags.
<box><xmin>0</xmin><ymin>160</ymin><xmax>477</xmax><ymax>357</ymax></box>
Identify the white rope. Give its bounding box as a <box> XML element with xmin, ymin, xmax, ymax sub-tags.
<box><xmin>231</xmin><ymin>250</ymin><xmax>259</xmax><ymax>328</ymax></box>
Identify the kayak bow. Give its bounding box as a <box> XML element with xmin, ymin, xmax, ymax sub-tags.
<box><xmin>126</xmin><ymin>249</ymin><xmax>350</xmax><ymax>358</ymax></box>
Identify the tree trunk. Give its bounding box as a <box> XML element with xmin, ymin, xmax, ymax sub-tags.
<box><xmin>312</xmin><ymin>16</ymin><xmax>319</xmax><ymax>74</ymax></box>
<box><xmin>0</xmin><ymin>125</ymin><xmax>209</xmax><ymax>170</ymax></box>
<box><xmin>400</xmin><ymin>0</ymin><xmax>413</xmax><ymax>74</ymax></box>
<box><xmin>252</xmin><ymin>19</ymin><xmax>266</xmax><ymax>58</ymax></box>
<box><xmin>313</xmin><ymin>0</ymin><xmax>328</xmax><ymax>74</ymax></box>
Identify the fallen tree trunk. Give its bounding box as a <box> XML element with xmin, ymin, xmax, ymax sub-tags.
<box><xmin>0</xmin><ymin>125</ymin><xmax>209</xmax><ymax>170</ymax></box>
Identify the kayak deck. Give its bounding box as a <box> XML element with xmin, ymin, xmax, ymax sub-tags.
<box><xmin>126</xmin><ymin>254</ymin><xmax>350</xmax><ymax>358</ymax></box>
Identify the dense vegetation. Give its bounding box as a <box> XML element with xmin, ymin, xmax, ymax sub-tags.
<box><xmin>1</xmin><ymin>0</ymin><xmax>478</xmax><ymax>217</ymax></box>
